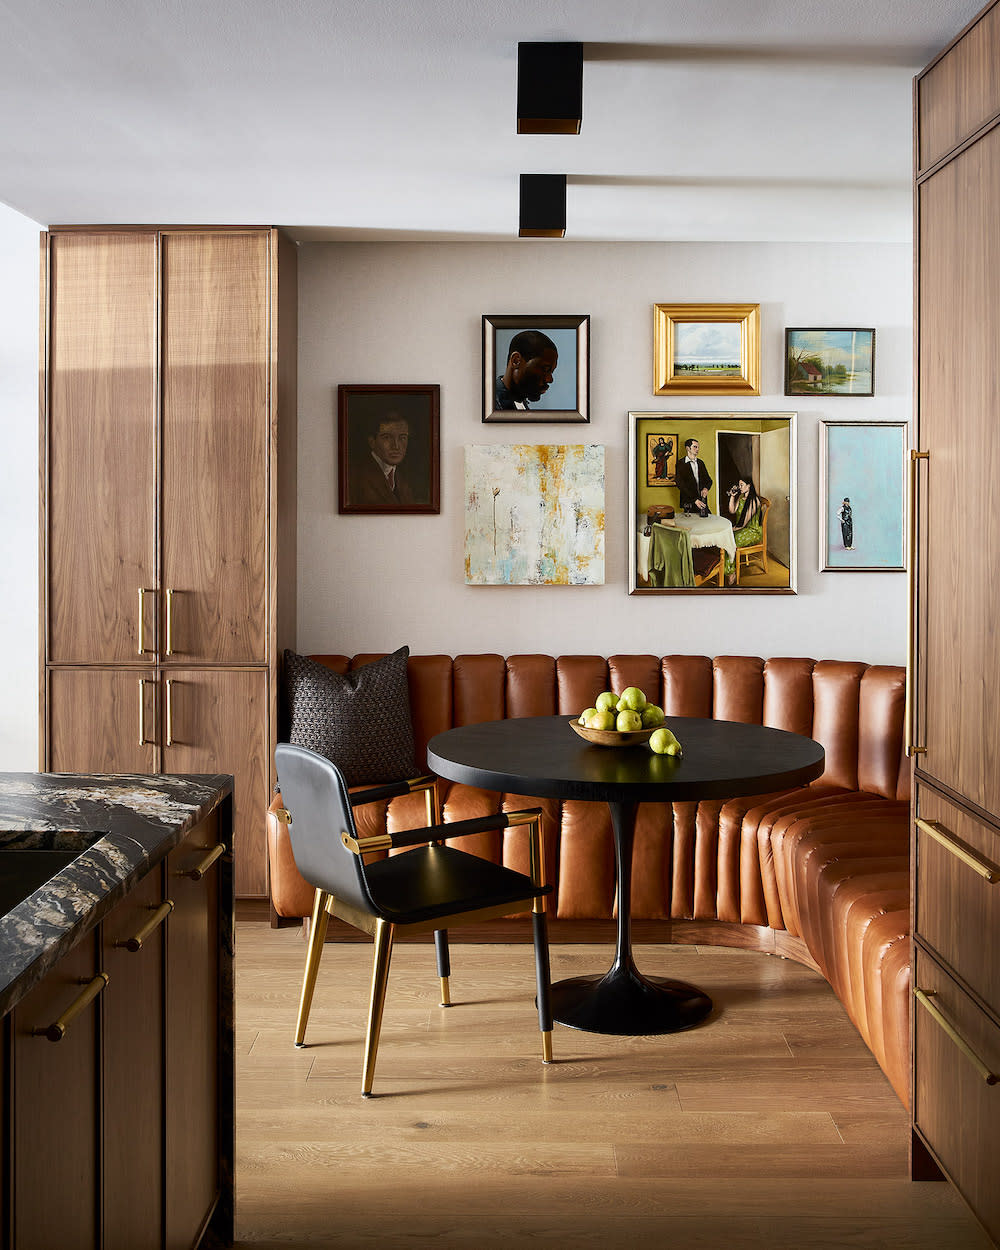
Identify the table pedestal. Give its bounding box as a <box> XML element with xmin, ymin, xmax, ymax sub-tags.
<box><xmin>551</xmin><ymin>800</ymin><xmax>713</xmax><ymax>1035</ymax></box>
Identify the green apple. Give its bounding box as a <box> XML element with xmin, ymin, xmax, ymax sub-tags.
<box><xmin>641</xmin><ymin>704</ymin><xmax>665</xmax><ymax>728</ymax></box>
<box><xmin>595</xmin><ymin>691</ymin><xmax>618</xmax><ymax>713</ymax></box>
<box><xmin>649</xmin><ymin>727</ymin><xmax>682</xmax><ymax>756</ymax></box>
<box><xmin>579</xmin><ymin>707</ymin><xmax>598</xmax><ymax>725</ymax></box>
<box><xmin>617</xmin><ymin>686</ymin><xmax>647</xmax><ymax>712</ymax></box>
<box><xmin>586</xmin><ymin>709</ymin><xmax>616</xmax><ymax>730</ymax></box>
<box><xmin>616</xmin><ymin>709</ymin><xmax>643</xmax><ymax>732</ymax></box>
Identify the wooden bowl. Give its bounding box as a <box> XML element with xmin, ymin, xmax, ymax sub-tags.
<box><xmin>569</xmin><ymin>717</ymin><xmax>655</xmax><ymax>748</ymax></box>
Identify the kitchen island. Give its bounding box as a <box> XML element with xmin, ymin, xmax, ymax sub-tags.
<box><xmin>0</xmin><ymin>772</ymin><xmax>234</xmax><ymax>1249</ymax></box>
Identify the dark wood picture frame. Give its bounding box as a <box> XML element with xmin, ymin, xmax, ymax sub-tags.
<box><xmin>338</xmin><ymin>384</ymin><xmax>440</xmax><ymax>515</ymax></box>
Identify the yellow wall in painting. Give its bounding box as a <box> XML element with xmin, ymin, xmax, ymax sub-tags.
<box><xmin>635</xmin><ymin>414</ymin><xmax>785</xmax><ymax>518</ymax></box>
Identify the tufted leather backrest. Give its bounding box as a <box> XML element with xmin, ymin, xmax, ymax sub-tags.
<box><xmin>304</xmin><ymin>653</ymin><xmax>909</xmax><ymax>802</ymax></box>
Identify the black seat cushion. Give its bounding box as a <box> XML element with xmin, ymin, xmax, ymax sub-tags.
<box><xmin>365</xmin><ymin>844</ymin><xmax>551</xmax><ymax>926</ymax></box>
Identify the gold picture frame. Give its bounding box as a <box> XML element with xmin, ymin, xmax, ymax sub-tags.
<box><xmin>653</xmin><ymin>303</ymin><xmax>760</xmax><ymax>396</ymax></box>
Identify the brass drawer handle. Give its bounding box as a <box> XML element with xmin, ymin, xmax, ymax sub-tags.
<box><xmin>32</xmin><ymin>973</ymin><xmax>109</xmax><ymax>1042</ymax></box>
<box><xmin>905</xmin><ymin>449</ymin><xmax>929</xmax><ymax>757</ymax></box>
<box><xmin>165</xmin><ymin>588</ymin><xmax>176</xmax><ymax>655</ymax></box>
<box><xmin>115</xmin><ymin>900</ymin><xmax>174</xmax><ymax>952</ymax></box>
<box><xmin>915</xmin><ymin>988</ymin><xmax>998</xmax><ymax>1086</ymax></box>
<box><xmin>137</xmin><ymin>587</ymin><xmax>155</xmax><ymax>655</ymax></box>
<box><xmin>138</xmin><ymin>679</ymin><xmax>155</xmax><ymax>747</ymax></box>
<box><xmin>916</xmin><ymin>818</ymin><xmax>1000</xmax><ymax>884</ymax></box>
<box><xmin>165</xmin><ymin>678</ymin><xmax>175</xmax><ymax>747</ymax></box>
<box><xmin>179</xmin><ymin>843</ymin><xmax>225</xmax><ymax>881</ymax></box>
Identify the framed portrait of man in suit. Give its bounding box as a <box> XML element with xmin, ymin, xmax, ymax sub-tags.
<box><xmin>338</xmin><ymin>384</ymin><xmax>440</xmax><ymax>515</ymax></box>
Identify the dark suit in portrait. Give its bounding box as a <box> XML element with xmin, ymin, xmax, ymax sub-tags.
<box><xmin>676</xmin><ymin>457</ymin><xmax>713</xmax><ymax>513</ymax></box>
<box><xmin>350</xmin><ymin>453</ymin><xmax>416</xmax><ymax>508</ymax></box>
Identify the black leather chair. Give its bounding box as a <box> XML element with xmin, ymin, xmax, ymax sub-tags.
<box><xmin>273</xmin><ymin>742</ymin><xmax>554</xmax><ymax>1096</ymax></box>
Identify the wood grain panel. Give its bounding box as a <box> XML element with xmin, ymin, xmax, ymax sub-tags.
<box><xmin>914</xmin><ymin>783</ymin><xmax>1000</xmax><ymax>1013</ymax></box>
<box><xmin>101</xmin><ymin>867</ymin><xmax>165</xmax><ymax>1250</ymax></box>
<box><xmin>47</xmin><ymin>667</ymin><xmax>157</xmax><ymax>773</ymax></box>
<box><xmin>917</xmin><ymin>0</ymin><xmax>1000</xmax><ymax>172</ymax></box>
<box><xmin>161</xmin><ymin>232</ymin><xmax>269</xmax><ymax>665</ymax></box>
<box><xmin>46</xmin><ymin>232</ymin><xmax>157</xmax><ymax>664</ymax></box>
<box><xmin>161</xmin><ymin>668</ymin><xmax>268</xmax><ymax>897</ymax></box>
<box><xmin>917</xmin><ymin>124</ymin><xmax>1000</xmax><ymax>817</ymax></box>
<box><xmin>12</xmin><ymin>935</ymin><xmax>99</xmax><ymax>1250</ymax></box>
<box><xmin>913</xmin><ymin>952</ymin><xmax>1000</xmax><ymax>1246</ymax></box>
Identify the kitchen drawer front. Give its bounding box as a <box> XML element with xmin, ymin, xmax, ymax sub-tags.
<box><xmin>913</xmin><ymin>951</ymin><xmax>1000</xmax><ymax>1244</ymax></box>
<box><xmin>914</xmin><ymin>783</ymin><xmax>1000</xmax><ymax>1012</ymax></box>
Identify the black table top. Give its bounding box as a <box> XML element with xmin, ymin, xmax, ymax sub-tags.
<box><xmin>427</xmin><ymin>715</ymin><xmax>825</xmax><ymax>804</ymax></box>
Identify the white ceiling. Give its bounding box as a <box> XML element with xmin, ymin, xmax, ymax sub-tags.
<box><xmin>0</xmin><ymin>0</ymin><xmax>983</xmax><ymax>243</ymax></box>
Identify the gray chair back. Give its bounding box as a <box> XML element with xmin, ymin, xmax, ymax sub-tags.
<box><xmin>274</xmin><ymin>742</ymin><xmax>376</xmax><ymax>915</ymax></box>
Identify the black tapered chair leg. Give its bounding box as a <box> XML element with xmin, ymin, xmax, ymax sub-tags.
<box><xmin>434</xmin><ymin>928</ymin><xmax>451</xmax><ymax>1006</ymax></box>
<box><xmin>532</xmin><ymin>909</ymin><xmax>553</xmax><ymax>1062</ymax></box>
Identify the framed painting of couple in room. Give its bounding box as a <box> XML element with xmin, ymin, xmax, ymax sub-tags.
<box><xmin>337</xmin><ymin>384</ymin><xmax>440</xmax><ymax>515</ymax></box>
<box><xmin>482</xmin><ymin>313</ymin><xmax>590</xmax><ymax>423</ymax></box>
<box><xmin>629</xmin><ymin>411</ymin><xmax>797</xmax><ymax>594</ymax></box>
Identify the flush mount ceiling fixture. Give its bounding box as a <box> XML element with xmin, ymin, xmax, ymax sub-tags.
<box><xmin>516</xmin><ymin>42</ymin><xmax>583</xmax><ymax>134</ymax></box>
<box><xmin>518</xmin><ymin>174</ymin><xmax>567</xmax><ymax>238</ymax></box>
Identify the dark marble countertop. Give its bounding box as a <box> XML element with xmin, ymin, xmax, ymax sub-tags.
<box><xmin>0</xmin><ymin>772</ymin><xmax>232</xmax><ymax>1017</ymax></box>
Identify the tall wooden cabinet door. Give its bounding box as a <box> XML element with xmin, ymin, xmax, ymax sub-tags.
<box><xmin>101</xmin><ymin>868</ymin><xmax>165</xmax><ymax>1250</ymax></box>
<box><xmin>164</xmin><ymin>817</ymin><xmax>223</xmax><ymax>1250</ymax></box>
<box><xmin>162</xmin><ymin>668</ymin><xmax>268</xmax><ymax>896</ymax></box>
<box><xmin>47</xmin><ymin>668</ymin><xmax>158</xmax><ymax>773</ymax></box>
<box><xmin>11</xmin><ymin>934</ymin><xmax>101</xmax><ymax>1250</ymax></box>
<box><xmin>917</xmin><ymin>123</ymin><xmax>1000</xmax><ymax>817</ymax></box>
<box><xmin>160</xmin><ymin>232</ymin><xmax>270</xmax><ymax>666</ymax></box>
<box><xmin>45</xmin><ymin>232</ymin><xmax>158</xmax><ymax>665</ymax></box>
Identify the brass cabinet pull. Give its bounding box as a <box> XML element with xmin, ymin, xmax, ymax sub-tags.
<box><xmin>32</xmin><ymin>973</ymin><xmax>109</xmax><ymax>1042</ymax></box>
<box><xmin>916</xmin><ymin>817</ymin><xmax>1000</xmax><ymax>884</ymax></box>
<box><xmin>138</xmin><ymin>679</ymin><xmax>154</xmax><ymax>747</ymax></box>
<box><xmin>906</xmin><ymin>449</ymin><xmax>929</xmax><ymax>756</ymax></box>
<box><xmin>179</xmin><ymin>843</ymin><xmax>225</xmax><ymax>881</ymax></box>
<box><xmin>915</xmin><ymin>988</ymin><xmax>998</xmax><ymax>1085</ymax></box>
<box><xmin>165</xmin><ymin>678</ymin><xmax>175</xmax><ymax>746</ymax></box>
<box><xmin>137</xmin><ymin>587</ymin><xmax>155</xmax><ymax>655</ymax></box>
<box><xmin>115</xmin><ymin>900</ymin><xmax>174</xmax><ymax>952</ymax></box>
<box><xmin>165</xmin><ymin>588</ymin><xmax>176</xmax><ymax>655</ymax></box>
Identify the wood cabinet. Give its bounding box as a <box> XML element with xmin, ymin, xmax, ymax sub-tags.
<box><xmin>911</xmin><ymin>4</ymin><xmax>1000</xmax><ymax>1242</ymax></box>
<box><xmin>41</xmin><ymin>226</ymin><xmax>297</xmax><ymax>897</ymax></box>
<box><xmin>2</xmin><ymin>809</ymin><xmax>232</xmax><ymax>1249</ymax></box>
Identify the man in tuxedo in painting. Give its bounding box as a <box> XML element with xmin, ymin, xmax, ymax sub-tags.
<box><xmin>675</xmin><ymin>437</ymin><xmax>712</xmax><ymax>516</ymax></box>
<box><xmin>351</xmin><ymin>412</ymin><xmax>415</xmax><ymax>507</ymax></box>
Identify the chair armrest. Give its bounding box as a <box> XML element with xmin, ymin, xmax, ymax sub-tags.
<box><xmin>349</xmin><ymin>774</ymin><xmax>438</xmax><ymax>808</ymax></box>
<box><xmin>342</xmin><ymin>808</ymin><xmax>542</xmax><ymax>855</ymax></box>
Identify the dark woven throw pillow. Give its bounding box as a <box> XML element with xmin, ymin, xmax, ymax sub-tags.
<box><xmin>282</xmin><ymin>647</ymin><xmax>416</xmax><ymax>786</ymax></box>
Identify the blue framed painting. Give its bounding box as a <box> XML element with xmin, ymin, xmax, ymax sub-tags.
<box><xmin>820</xmin><ymin>421</ymin><xmax>906</xmax><ymax>571</ymax></box>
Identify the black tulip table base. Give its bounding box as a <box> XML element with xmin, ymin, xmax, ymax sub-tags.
<box><xmin>551</xmin><ymin>963</ymin><xmax>713</xmax><ymax>1035</ymax></box>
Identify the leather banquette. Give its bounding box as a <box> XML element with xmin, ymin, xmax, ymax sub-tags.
<box><xmin>267</xmin><ymin>653</ymin><xmax>911</xmax><ymax>1105</ymax></box>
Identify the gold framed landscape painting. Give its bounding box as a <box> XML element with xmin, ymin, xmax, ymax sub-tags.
<box><xmin>629</xmin><ymin>411</ymin><xmax>796</xmax><ymax>594</ymax></box>
<box><xmin>653</xmin><ymin>303</ymin><xmax>760</xmax><ymax>396</ymax></box>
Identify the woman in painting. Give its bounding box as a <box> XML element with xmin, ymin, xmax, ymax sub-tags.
<box><xmin>723</xmin><ymin>476</ymin><xmax>764</xmax><ymax>585</ymax></box>
<box><xmin>837</xmin><ymin>497</ymin><xmax>854</xmax><ymax>550</ymax></box>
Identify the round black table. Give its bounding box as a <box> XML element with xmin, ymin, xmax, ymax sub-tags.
<box><xmin>427</xmin><ymin>715</ymin><xmax>825</xmax><ymax>1036</ymax></box>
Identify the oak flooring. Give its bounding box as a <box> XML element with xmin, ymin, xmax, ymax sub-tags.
<box><xmin>233</xmin><ymin>924</ymin><xmax>991</xmax><ymax>1249</ymax></box>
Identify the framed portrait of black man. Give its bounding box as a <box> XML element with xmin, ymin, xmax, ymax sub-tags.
<box><xmin>338</xmin><ymin>384</ymin><xmax>440</xmax><ymax>515</ymax></box>
<box><xmin>482</xmin><ymin>313</ymin><xmax>590</xmax><ymax>423</ymax></box>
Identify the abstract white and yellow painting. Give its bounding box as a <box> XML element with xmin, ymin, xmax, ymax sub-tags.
<box><xmin>464</xmin><ymin>444</ymin><xmax>605</xmax><ymax>585</ymax></box>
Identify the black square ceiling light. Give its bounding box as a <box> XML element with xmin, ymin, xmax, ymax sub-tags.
<box><xmin>517</xmin><ymin>42</ymin><xmax>583</xmax><ymax>134</ymax></box>
<box><xmin>519</xmin><ymin>174</ymin><xmax>567</xmax><ymax>238</ymax></box>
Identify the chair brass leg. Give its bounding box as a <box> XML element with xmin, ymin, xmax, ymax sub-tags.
<box><xmin>295</xmin><ymin>889</ymin><xmax>331</xmax><ymax>1047</ymax></box>
<box><xmin>362</xmin><ymin>918</ymin><xmax>395</xmax><ymax>1097</ymax></box>
<box><xmin>434</xmin><ymin>928</ymin><xmax>451</xmax><ymax>1006</ymax></box>
<box><xmin>532</xmin><ymin>908</ymin><xmax>554</xmax><ymax>1063</ymax></box>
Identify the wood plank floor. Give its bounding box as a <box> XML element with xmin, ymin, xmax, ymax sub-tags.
<box><xmin>234</xmin><ymin>923</ymin><xmax>991</xmax><ymax>1249</ymax></box>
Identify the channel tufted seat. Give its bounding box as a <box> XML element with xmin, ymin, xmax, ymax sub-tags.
<box><xmin>267</xmin><ymin>653</ymin><xmax>911</xmax><ymax>1105</ymax></box>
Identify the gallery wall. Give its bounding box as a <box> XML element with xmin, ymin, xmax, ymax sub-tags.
<box><xmin>297</xmin><ymin>239</ymin><xmax>911</xmax><ymax>665</ymax></box>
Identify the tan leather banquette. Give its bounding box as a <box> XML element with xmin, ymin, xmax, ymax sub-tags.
<box><xmin>267</xmin><ymin>653</ymin><xmax>911</xmax><ymax>1105</ymax></box>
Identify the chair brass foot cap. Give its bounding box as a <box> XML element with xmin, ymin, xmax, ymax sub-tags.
<box><xmin>362</xmin><ymin>1091</ymin><xmax>374</xmax><ymax>1098</ymax></box>
<box><xmin>440</xmin><ymin>1001</ymin><xmax>452</xmax><ymax>1008</ymax></box>
<box><xmin>294</xmin><ymin>1042</ymin><xmax>306</xmax><ymax>1049</ymax></box>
